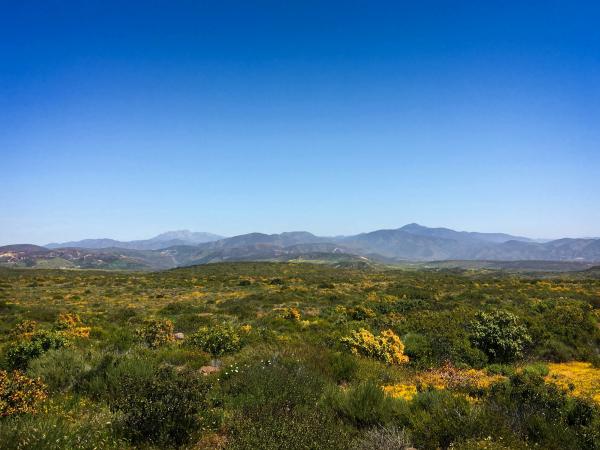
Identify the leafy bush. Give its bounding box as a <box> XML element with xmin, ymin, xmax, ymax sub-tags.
<box><xmin>137</xmin><ymin>318</ymin><xmax>174</xmax><ymax>348</ymax></box>
<box><xmin>0</xmin><ymin>370</ymin><xmax>47</xmax><ymax>417</ymax></box>
<box><xmin>6</xmin><ymin>331</ymin><xmax>70</xmax><ymax>370</ymax></box>
<box><xmin>347</xmin><ymin>306</ymin><xmax>376</xmax><ymax>321</ymax></box>
<box><xmin>27</xmin><ymin>348</ymin><xmax>86</xmax><ymax>393</ymax></box>
<box><xmin>189</xmin><ymin>323</ymin><xmax>242</xmax><ymax>356</ymax></box>
<box><xmin>469</xmin><ymin>311</ymin><xmax>531</xmax><ymax>363</ymax></box>
<box><xmin>224</xmin><ymin>355</ymin><xmax>353</xmax><ymax>449</ymax></box>
<box><xmin>110</xmin><ymin>365</ymin><xmax>210</xmax><ymax>447</ymax></box>
<box><xmin>326</xmin><ymin>351</ymin><xmax>359</xmax><ymax>383</ymax></box>
<box><xmin>407</xmin><ymin>389</ymin><xmax>476</xmax><ymax>449</ymax></box>
<box><xmin>330</xmin><ymin>381</ymin><xmax>403</xmax><ymax>427</ymax></box>
<box><xmin>341</xmin><ymin>329</ymin><xmax>409</xmax><ymax>364</ymax></box>
<box><xmin>485</xmin><ymin>371</ymin><xmax>600</xmax><ymax>449</ymax></box>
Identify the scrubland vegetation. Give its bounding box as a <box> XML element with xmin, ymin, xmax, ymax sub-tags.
<box><xmin>1</xmin><ymin>262</ymin><xmax>600</xmax><ymax>449</ymax></box>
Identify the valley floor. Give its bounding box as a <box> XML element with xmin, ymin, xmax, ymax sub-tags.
<box><xmin>1</xmin><ymin>262</ymin><xmax>600</xmax><ymax>449</ymax></box>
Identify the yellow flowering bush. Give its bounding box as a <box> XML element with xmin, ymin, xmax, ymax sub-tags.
<box><xmin>10</xmin><ymin>320</ymin><xmax>38</xmax><ymax>339</ymax></box>
<box><xmin>137</xmin><ymin>318</ymin><xmax>175</xmax><ymax>348</ymax></box>
<box><xmin>54</xmin><ymin>313</ymin><xmax>91</xmax><ymax>338</ymax></box>
<box><xmin>0</xmin><ymin>370</ymin><xmax>47</xmax><ymax>417</ymax></box>
<box><xmin>545</xmin><ymin>361</ymin><xmax>600</xmax><ymax>403</ymax></box>
<box><xmin>341</xmin><ymin>328</ymin><xmax>409</xmax><ymax>364</ymax></box>
<box><xmin>281</xmin><ymin>307</ymin><xmax>301</xmax><ymax>321</ymax></box>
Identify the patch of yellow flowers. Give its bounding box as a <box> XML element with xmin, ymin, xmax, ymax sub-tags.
<box><xmin>545</xmin><ymin>361</ymin><xmax>600</xmax><ymax>403</ymax></box>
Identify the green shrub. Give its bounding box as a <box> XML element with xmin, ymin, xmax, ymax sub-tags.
<box><xmin>347</xmin><ymin>306</ymin><xmax>376</xmax><ymax>321</ymax></box>
<box><xmin>330</xmin><ymin>381</ymin><xmax>403</xmax><ymax>427</ymax></box>
<box><xmin>407</xmin><ymin>389</ymin><xmax>476</xmax><ymax>449</ymax></box>
<box><xmin>485</xmin><ymin>371</ymin><xmax>600</xmax><ymax>449</ymax></box>
<box><xmin>402</xmin><ymin>333</ymin><xmax>432</xmax><ymax>363</ymax></box>
<box><xmin>0</xmin><ymin>399</ymin><xmax>124</xmax><ymax>449</ymax></box>
<box><xmin>469</xmin><ymin>311</ymin><xmax>531</xmax><ymax>363</ymax></box>
<box><xmin>326</xmin><ymin>351</ymin><xmax>359</xmax><ymax>383</ymax></box>
<box><xmin>27</xmin><ymin>348</ymin><xmax>86</xmax><ymax>393</ymax></box>
<box><xmin>110</xmin><ymin>365</ymin><xmax>210</xmax><ymax>447</ymax></box>
<box><xmin>6</xmin><ymin>331</ymin><xmax>70</xmax><ymax>370</ymax></box>
<box><xmin>224</xmin><ymin>355</ymin><xmax>353</xmax><ymax>449</ymax></box>
<box><xmin>188</xmin><ymin>323</ymin><xmax>242</xmax><ymax>357</ymax></box>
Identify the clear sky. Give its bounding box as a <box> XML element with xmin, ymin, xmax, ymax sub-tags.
<box><xmin>1</xmin><ymin>1</ymin><xmax>599</xmax><ymax>245</ymax></box>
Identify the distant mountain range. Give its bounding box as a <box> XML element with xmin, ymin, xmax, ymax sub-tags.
<box><xmin>1</xmin><ymin>224</ymin><xmax>599</xmax><ymax>271</ymax></box>
<box><xmin>46</xmin><ymin>230</ymin><xmax>223</xmax><ymax>250</ymax></box>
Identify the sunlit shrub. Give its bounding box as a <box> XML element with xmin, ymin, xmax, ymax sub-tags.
<box><xmin>0</xmin><ymin>370</ymin><xmax>47</xmax><ymax>417</ymax></box>
<box><xmin>341</xmin><ymin>328</ymin><xmax>409</xmax><ymax>364</ymax></box>
<box><xmin>281</xmin><ymin>307</ymin><xmax>301</xmax><ymax>321</ymax></box>
<box><xmin>10</xmin><ymin>320</ymin><xmax>37</xmax><ymax>339</ymax></box>
<box><xmin>469</xmin><ymin>311</ymin><xmax>531</xmax><ymax>363</ymax></box>
<box><xmin>188</xmin><ymin>323</ymin><xmax>242</xmax><ymax>356</ymax></box>
<box><xmin>54</xmin><ymin>312</ymin><xmax>91</xmax><ymax>338</ymax></box>
<box><xmin>137</xmin><ymin>318</ymin><xmax>175</xmax><ymax>348</ymax></box>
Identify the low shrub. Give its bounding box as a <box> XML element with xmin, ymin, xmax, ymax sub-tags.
<box><xmin>137</xmin><ymin>318</ymin><xmax>174</xmax><ymax>348</ymax></box>
<box><xmin>6</xmin><ymin>331</ymin><xmax>70</xmax><ymax>370</ymax></box>
<box><xmin>110</xmin><ymin>365</ymin><xmax>210</xmax><ymax>447</ymax></box>
<box><xmin>330</xmin><ymin>381</ymin><xmax>403</xmax><ymax>427</ymax></box>
<box><xmin>27</xmin><ymin>348</ymin><xmax>87</xmax><ymax>393</ymax></box>
<box><xmin>188</xmin><ymin>323</ymin><xmax>242</xmax><ymax>357</ymax></box>
<box><xmin>347</xmin><ymin>306</ymin><xmax>376</xmax><ymax>321</ymax></box>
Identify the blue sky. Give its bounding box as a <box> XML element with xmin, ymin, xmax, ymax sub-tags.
<box><xmin>1</xmin><ymin>1</ymin><xmax>599</xmax><ymax>245</ymax></box>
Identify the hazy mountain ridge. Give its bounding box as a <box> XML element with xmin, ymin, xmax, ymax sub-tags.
<box><xmin>46</xmin><ymin>230</ymin><xmax>223</xmax><ymax>251</ymax></box>
<box><xmin>3</xmin><ymin>224</ymin><xmax>599</xmax><ymax>270</ymax></box>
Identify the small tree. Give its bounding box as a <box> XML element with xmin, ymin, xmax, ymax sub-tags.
<box><xmin>469</xmin><ymin>310</ymin><xmax>531</xmax><ymax>363</ymax></box>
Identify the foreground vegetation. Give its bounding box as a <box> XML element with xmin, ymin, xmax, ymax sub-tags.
<box><xmin>1</xmin><ymin>262</ymin><xmax>600</xmax><ymax>449</ymax></box>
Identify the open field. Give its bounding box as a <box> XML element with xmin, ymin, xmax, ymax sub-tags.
<box><xmin>1</xmin><ymin>262</ymin><xmax>600</xmax><ymax>449</ymax></box>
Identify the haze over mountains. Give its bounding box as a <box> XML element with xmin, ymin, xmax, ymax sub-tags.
<box><xmin>1</xmin><ymin>224</ymin><xmax>599</xmax><ymax>271</ymax></box>
<box><xmin>46</xmin><ymin>230</ymin><xmax>223</xmax><ymax>251</ymax></box>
